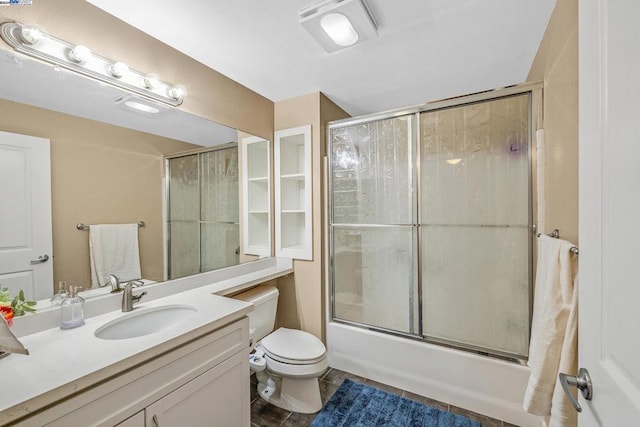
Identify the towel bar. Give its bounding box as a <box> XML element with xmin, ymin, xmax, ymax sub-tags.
<box><xmin>76</xmin><ymin>221</ymin><xmax>145</xmax><ymax>231</ymax></box>
<box><xmin>537</xmin><ymin>228</ymin><xmax>579</xmax><ymax>255</ymax></box>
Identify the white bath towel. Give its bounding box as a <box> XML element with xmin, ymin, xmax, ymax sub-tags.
<box><xmin>89</xmin><ymin>224</ymin><xmax>142</xmax><ymax>288</ymax></box>
<box><xmin>536</xmin><ymin>129</ymin><xmax>546</xmax><ymax>235</ymax></box>
<box><xmin>523</xmin><ymin>235</ymin><xmax>578</xmax><ymax>426</ymax></box>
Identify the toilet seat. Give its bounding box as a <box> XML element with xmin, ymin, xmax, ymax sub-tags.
<box><xmin>260</xmin><ymin>327</ymin><xmax>326</xmax><ymax>365</ymax></box>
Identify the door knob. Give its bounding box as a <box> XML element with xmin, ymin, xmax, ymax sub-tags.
<box><xmin>559</xmin><ymin>367</ymin><xmax>593</xmax><ymax>412</ymax></box>
<box><xmin>30</xmin><ymin>254</ymin><xmax>49</xmax><ymax>264</ymax></box>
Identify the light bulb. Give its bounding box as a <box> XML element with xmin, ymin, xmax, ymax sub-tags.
<box><xmin>109</xmin><ymin>62</ymin><xmax>129</xmax><ymax>78</ymax></box>
<box><xmin>143</xmin><ymin>73</ymin><xmax>160</xmax><ymax>89</ymax></box>
<box><xmin>69</xmin><ymin>45</ymin><xmax>91</xmax><ymax>63</ymax></box>
<box><xmin>168</xmin><ymin>85</ymin><xmax>186</xmax><ymax>101</ymax></box>
<box><xmin>20</xmin><ymin>26</ymin><xmax>42</xmax><ymax>45</ymax></box>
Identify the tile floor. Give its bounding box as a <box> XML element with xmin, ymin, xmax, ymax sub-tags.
<box><xmin>250</xmin><ymin>368</ymin><xmax>520</xmax><ymax>427</ymax></box>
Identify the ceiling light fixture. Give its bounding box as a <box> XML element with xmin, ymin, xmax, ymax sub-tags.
<box><xmin>0</xmin><ymin>21</ymin><xmax>186</xmax><ymax>107</ymax></box>
<box><xmin>124</xmin><ymin>100</ymin><xmax>160</xmax><ymax>114</ymax></box>
<box><xmin>115</xmin><ymin>95</ymin><xmax>163</xmax><ymax>115</ymax></box>
<box><xmin>300</xmin><ymin>0</ymin><xmax>377</xmax><ymax>53</ymax></box>
<box><xmin>320</xmin><ymin>13</ymin><xmax>359</xmax><ymax>47</ymax></box>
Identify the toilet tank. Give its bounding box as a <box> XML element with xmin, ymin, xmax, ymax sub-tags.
<box><xmin>233</xmin><ymin>285</ymin><xmax>279</xmax><ymax>342</ymax></box>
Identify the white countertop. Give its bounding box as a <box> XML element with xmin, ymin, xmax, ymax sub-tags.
<box><xmin>0</xmin><ymin>257</ymin><xmax>294</xmax><ymax>424</ymax></box>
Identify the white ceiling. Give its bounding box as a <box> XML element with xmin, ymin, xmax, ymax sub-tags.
<box><xmin>91</xmin><ymin>0</ymin><xmax>556</xmax><ymax>117</ymax></box>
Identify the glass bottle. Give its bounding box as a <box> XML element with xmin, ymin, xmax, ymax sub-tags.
<box><xmin>60</xmin><ymin>285</ymin><xmax>85</xmax><ymax>330</ymax></box>
<box><xmin>50</xmin><ymin>280</ymin><xmax>69</xmax><ymax>306</ymax></box>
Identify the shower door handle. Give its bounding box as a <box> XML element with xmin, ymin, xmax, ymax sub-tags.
<box><xmin>559</xmin><ymin>368</ymin><xmax>593</xmax><ymax>412</ymax></box>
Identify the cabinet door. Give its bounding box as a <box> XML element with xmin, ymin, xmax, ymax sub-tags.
<box><xmin>274</xmin><ymin>125</ymin><xmax>312</xmax><ymax>260</ymax></box>
<box><xmin>241</xmin><ymin>135</ymin><xmax>272</xmax><ymax>257</ymax></box>
<box><xmin>145</xmin><ymin>351</ymin><xmax>249</xmax><ymax>427</ymax></box>
<box><xmin>115</xmin><ymin>411</ymin><xmax>144</xmax><ymax>427</ymax></box>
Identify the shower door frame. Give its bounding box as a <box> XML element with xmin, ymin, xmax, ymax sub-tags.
<box><xmin>164</xmin><ymin>142</ymin><xmax>239</xmax><ymax>280</ymax></box>
<box><xmin>327</xmin><ymin>82</ymin><xmax>542</xmax><ymax>362</ymax></box>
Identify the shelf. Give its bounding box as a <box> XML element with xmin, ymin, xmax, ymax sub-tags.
<box><xmin>275</xmin><ymin>125</ymin><xmax>312</xmax><ymax>260</ymax></box>
<box><xmin>242</xmin><ymin>135</ymin><xmax>271</xmax><ymax>258</ymax></box>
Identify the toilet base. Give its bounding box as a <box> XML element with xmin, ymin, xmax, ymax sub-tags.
<box><xmin>256</xmin><ymin>371</ymin><xmax>323</xmax><ymax>414</ymax></box>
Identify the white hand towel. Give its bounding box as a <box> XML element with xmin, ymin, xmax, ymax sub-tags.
<box><xmin>523</xmin><ymin>235</ymin><xmax>578</xmax><ymax>421</ymax></box>
<box><xmin>89</xmin><ymin>224</ymin><xmax>142</xmax><ymax>288</ymax></box>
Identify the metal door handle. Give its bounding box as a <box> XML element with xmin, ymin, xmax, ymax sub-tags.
<box><xmin>559</xmin><ymin>367</ymin><xmax>593</xmax><ymax>412</ymax></box>
<box><xmin>152</xmin><ymin>414</ymin><xmax>159</xmax><ymax>426</ymax></box>
<box><xmin>30</xmin><ymin>254</ymin><xmax>49</xmax><ymax>264</ymax></box>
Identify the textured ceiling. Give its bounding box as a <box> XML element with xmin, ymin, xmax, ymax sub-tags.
<box><xmin>88</xmin><ymin>0</ymin><xmax>556</xmax><ymax>116</ymax></box>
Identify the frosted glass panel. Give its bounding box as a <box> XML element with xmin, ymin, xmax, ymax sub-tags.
<box><xmin>420</xmin><ymin>95</ymin><xmax>529</xmax><ymax>226</ymax></box>
<box><xmin>331</xmin><ymin>116</ymin><xmax>413</xmax><ymax>224</ymax></box>
<box><xmin>201</xmin><ymin>222</ymin><xmax>239</xmax><ymax>271</ymax></box>
<box><xmin>169</xmin><ymin>221</ymin><xmax>199</xmax><ymax>279</ymax></box>
<box><xmin>168</xmin><ymin>155</ymin><xmax>199</xmax><ymax>279</ymax></box>
<box><xmin>420</xmin><ymin>94</ymin><xmax>530</xmax><ymax>357</ymax></box>
<box><xmin>421</xmin><ymin>226</ymin><xmax>530</xmax><ymax>355</ymax></box>
<box><xmin>200</xmin><ymin>149</ymin><xmax>239</xmax><ymax>224</ymax></box>
<box><xmin>333</xmin><ymin>226</ymin><xmax>418</xmax><ymax>334</ymax></box>
<box><xmin>168</xmin><ymin>155</ymin><xmax>198</xmax><ymax>222</ymax></box>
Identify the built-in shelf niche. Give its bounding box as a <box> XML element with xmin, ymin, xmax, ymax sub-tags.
<box><xmin>241</xmin><ymin>135</ymin><xmax>271</xmax><ymax>257</ymax></box>
<box><xmin>274</xmin><ymin>125</ymin><xmax>312</xmax><ymax>260</ymax></box>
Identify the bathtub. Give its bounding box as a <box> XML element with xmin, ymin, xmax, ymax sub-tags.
<box><xmin>327</xmin><ymin>321</ymin><xmax>541</xmax><ymax>427</ymax></box>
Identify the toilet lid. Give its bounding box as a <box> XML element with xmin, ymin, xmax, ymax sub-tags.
<box><xmin>261</xmin><ymin>327</ymin><xmax>326</xmax><ymax>362</ymax></box>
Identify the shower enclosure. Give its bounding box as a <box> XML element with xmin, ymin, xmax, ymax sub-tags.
<box><xmin>328</xmin><ymin>88</ymin><xmax>534</xmax><ymax>360</ymax></box>
<box><xmin>166</xmin><ymin>144</ymin><xmax>239</xmax><ymax>279</ymax></box>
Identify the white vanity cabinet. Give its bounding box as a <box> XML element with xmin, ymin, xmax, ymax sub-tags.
<box><xmin>17</xmin><ymin>318</ymin><xmax>250</xmax><ymax>427</ymax></box>
<box><xmin>274</xmin><ymin>125</ymin><xmax>312</xmax><ymax>260</ymax></box>
<box><xmin>115</xmin><ymin>412</ymin><xmax>144</xmax><ymax>426</ymax></box>
<box><xmin>145</xmin><ymin>351</ymin><xmax>246</xmax><ymax>426</ymax></box>
<box><xmin>241</xmin><ymin>135</ymin><xmax>272</xmax><ymax>257</ymax></box>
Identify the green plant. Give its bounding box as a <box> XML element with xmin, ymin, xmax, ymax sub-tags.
<box><xmin>0</xmin><ymin>287</ymin><xmax>36</xmax><ymax>316</ymax></box>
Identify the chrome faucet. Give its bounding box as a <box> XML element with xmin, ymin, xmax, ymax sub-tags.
<box><xmin>104</xmin><ymin>274</ymin><xmax>122</xmax><ymax>293</ymax></box>
<box><xmin>122</xmin><ymin>282</ymin><xmax>147</xmax><ymax>312</ymax></box>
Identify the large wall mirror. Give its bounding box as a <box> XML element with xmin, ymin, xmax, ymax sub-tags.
<box><xmin>0</xmin><ymin>51</ymin><xmax>263</xmax><ymax>303</ymax></box>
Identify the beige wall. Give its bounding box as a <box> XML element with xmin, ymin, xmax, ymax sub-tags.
<box><xmin>0</xmin><ymin>98</ymin><xmax>198</xmax><ymax>288</ymax></box>
<box><xmin>274</xmin><ymin>93</ymin><xmax>349</xmax><ymax>341</ymax></box>
<box><xmin>528</xmin><ymin>0</ymin><xmax>579</xmax><ymax>244</ymax></box>
<box><xmin>0</xmin><ymin>0</ymin><xmax>274</xmax><ymax>141</ymax></box>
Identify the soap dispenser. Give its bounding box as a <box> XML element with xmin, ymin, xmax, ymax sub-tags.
<box><xmin>60</xmin><ymin>285</ymin><xmax>85</xmax><ymax>330</ymax></box>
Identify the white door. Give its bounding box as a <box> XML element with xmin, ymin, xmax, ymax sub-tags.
<box><xmin>0</xmin><ymin>131</ymin><xmax>53</xmax><ymax>301</ymax></box>
<box><xmin>578</xmin><ymin>0</ymin><xmax>640</xmax><ymax>424</ymax></box>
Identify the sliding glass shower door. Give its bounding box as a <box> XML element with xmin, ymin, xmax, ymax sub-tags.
<box><xmin>329</xmin><ymin>90</ymin><xmax>533</xmax><ymax>359</ymax></box>
<box><xmin>166</xmin><ymin>145</ymin><xmax>239</xmax><ymax>279</ymax></box>
<box><xmin>419</xmin><ymin>94</ymin><xmax>531</xmax><ymax>357</ymax></box>
<box><xmin>330</xmin><ymin>115</ymin><xmax>419</xmax><ymax>335</ymax></box>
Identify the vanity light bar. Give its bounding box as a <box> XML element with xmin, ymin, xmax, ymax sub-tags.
<box><xmin>0</xmin><ymin>22</ymin><xmax>186</xmax><ymax>107</ymax></box>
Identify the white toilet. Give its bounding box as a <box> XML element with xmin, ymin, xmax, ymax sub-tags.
<box><xmin>234</xmin><ymin>285</ymin><xmax>328</xmax><ymax>414</ymax></box>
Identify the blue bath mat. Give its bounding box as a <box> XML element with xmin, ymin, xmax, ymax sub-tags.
<box><xmin>310</xmin><ymin>379</ymin><xmax>481</xmax><ymax>427</ymax></box>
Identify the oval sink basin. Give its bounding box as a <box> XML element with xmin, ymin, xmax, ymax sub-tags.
<box><xmin>94</xmin><ymin>304</ymin><xmax>198</xmax><ymax>340</ymax></box>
